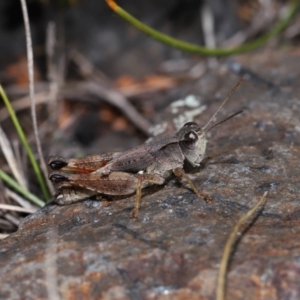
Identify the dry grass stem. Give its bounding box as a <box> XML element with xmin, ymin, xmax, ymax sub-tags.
<box><xmin>0</xmin><ymin>234</ymin><xmax>9</xmax><ymax>240</ymax></box>
<box><xmin>5</xmin><ymin>188</ymin><xmax>36</xmax><ymax>209</ymax></box>
<box><xmin>0</xmin><ymin>203</ymin><xmax>36</xmax><ymax>214</ymax></box>
<box><xmin>201</xmin><ymin>2</ymin><xmax>218</xmax><ymax>68</ymax></box>
<box><xmin>46</xmin><ymin>22</ymin><xmax>60</xmax><ymax>125</ymax></box>
<box><xmin>0</xmin><ymin>126</ymin><xmax>27</xmax><ymax>189</ymax></box>
<box><xmin>216</xmin><ymin>191</ymin><xmax>268</xmax><ymax>300</ymax></box>
<box><xmin>20</xmin><ymin>0</ymin><xmax>54</xmax><ymax>194</ymax></box>
<box><xmin>3</xmin><ymin>213</ymin><xmax>20</xmax><ymax>226</ymax></box>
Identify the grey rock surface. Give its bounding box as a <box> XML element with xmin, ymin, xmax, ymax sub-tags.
<box><xmin>1</xmin><ymin>50</ymin><xmax>300</xmax><ymax>299</ymax></box>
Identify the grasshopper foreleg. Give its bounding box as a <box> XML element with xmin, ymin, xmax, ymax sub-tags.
<box><xmin>173</xmin><ymin>168</ymin><xmax>212</xmax><ymax>203</ymax></box>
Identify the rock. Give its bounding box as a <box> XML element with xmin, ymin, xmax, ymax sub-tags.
<box><xmin>1</xmin><ymin>49</ymin><xmax>300</xmax><ymax>299</ymax></box>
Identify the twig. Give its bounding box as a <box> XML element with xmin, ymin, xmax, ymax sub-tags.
<box><xmin>46</xmin><ymin>22</ymin><xmax>60</xmax><ymax>126</ymax></box>
<box><xmin>3</xmin><ymin>213</ymin><xmax>20</xmax><ymax>226</ymax></box>
<box><xmin>0</xmin><ymin>215</ymin><xmax>15</xmax><ymax>231</ymax></box>
<box><xmin>62</xmin><ymin>82</ymin><xmax>152</xmax><ymax>136</ymax></box>
<box><xmin>70</xmin><ymin>50</ymin><xmax>152</xmax><ymax>135</ymax></box>
<box><xmin>5</xmin><ymin>188</ymin><xmax>36</xmax><ymax>209</ymax></box>
<box><xmin>0</xmin><ymin>204</ymin><xmax>36</xmax><ymax>214</ymax></box>
<box><xmin>0</xmin><ymin>92</ymin><xmax>49</xmax><ymax>122</ymax></box>
<box><xmin>216</xmin><ymin>191</ymin><xmax>268</xmax><ymax>300</ymax></box>
<box><xmin>19</xmin><ymin>0</ymin><xmax>53</xmax><ymax>196</ymax></box>
<box><xmin>201</xmin><ymin>1</ymin><xmax>218</xmax><ymax>68</ymax></box>
<box><xmin>88</xmin><ymin>81</ymin><xmax>151</xmax><ymax>136</ymax></box>
<box><xmin>0</xmin><ymin>234</ymin><xmax>9</xmax><ymax>240</ymax></box>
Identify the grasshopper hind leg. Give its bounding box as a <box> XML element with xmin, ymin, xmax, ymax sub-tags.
<box><xmin>48</xmin><ymin>156</ymin><xmax>68</xmax><ymax>170</ymax></box>
<box><xmin>131</xmin><ymin>178</ymin><xmax>142</xmax><ymax>220</ymax></box>
<box><xmin>130</xmin><ymin>173</ymin><xmax>165</xmax><ymax>220</ymax></box>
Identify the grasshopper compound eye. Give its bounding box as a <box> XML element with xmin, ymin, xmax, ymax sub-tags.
<box><xmin>183</xmin><ymin>122</ymin><xmax>198</xmax><ymax>127</ymax></box>
<box><xmin>182</xmin><ymin>131</ymin><xmax>198</xmax><ymax>148</ymax></box>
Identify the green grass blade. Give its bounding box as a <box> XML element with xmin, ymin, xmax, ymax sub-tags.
<box><xmin>106</xmin><ymin>0</ymin><xmax>300</xmax><ymax>56</ymax></box>
<box><xmin>0</xmin><ymin>168</ymin><xmax>44</xmax><ymax>207</ymax></box>
<box><xmin>0</xmin><ymin>85</ymin><xmax>49</xmax><ymax>200</ymax></box>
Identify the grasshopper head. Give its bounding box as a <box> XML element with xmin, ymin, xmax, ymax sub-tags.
<box><xmin>178</xmin><ymin>122</ymin><xmax>207</xmax><ymax>167</ymax></box>
<box><xmin>178</xmin><ymin>110</ymin><xmax>243</xmax><ymax>167</ymax></box>
<box><xmin>177</xmin><ymin>79</ymin><xmax>244</xmax><ymax>167</ymax></box>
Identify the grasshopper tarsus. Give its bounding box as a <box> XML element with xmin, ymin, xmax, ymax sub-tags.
<box><xmin>130</xmin><ymin>210</ymin><xmax>138</xmax><ymax>221</ymax></box>
<box><xmin>199</xmin><ymin>193</ymin><xmax>213</xmax><ymax>204</ymax></box>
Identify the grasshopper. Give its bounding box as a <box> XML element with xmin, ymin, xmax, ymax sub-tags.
<box><xmin>48</xmin><ymin>78</ymin><xmax>243</xmax><ymax>219</ymax></box>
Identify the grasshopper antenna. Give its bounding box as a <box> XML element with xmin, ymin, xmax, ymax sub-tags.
<box><xmin>205</xmin><ymin>110</ymin><xmax>243</xmax><ymax>133</ymax></box>
<box><xmin>202</xmin><ymin>77</ymin><xmax>244</xmax><ymax>132</ymax></box>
